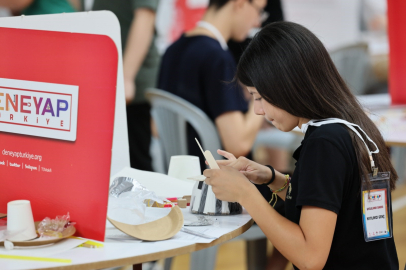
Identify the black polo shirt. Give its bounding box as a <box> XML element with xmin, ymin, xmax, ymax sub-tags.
<box><xmin>285</xmin><ymin>123</ymin><xmax>398</xmax><ymax>269</ymax></box>
<box><xmin>158</xmin><ymin>35</ymin><xmax>248</xmax><ymax>171</ymax></box>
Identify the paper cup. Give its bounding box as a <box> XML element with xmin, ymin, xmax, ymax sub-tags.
<box><xmin>7</xmin><ymin>200</ymin><xmax>37</xmax><ymax>241</ymax></box>
<box><xmin>168</xmin><ymin>155</ymin><xmax>201</xmax><ymax>181</ymax></box>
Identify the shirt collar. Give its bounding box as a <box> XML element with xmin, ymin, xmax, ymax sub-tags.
<box><xmin>292</xmin><ymin>126</ymin><xmax>317</xmax><ymax>161</ymax></box>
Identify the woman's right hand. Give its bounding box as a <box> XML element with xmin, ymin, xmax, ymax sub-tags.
<box><xmin>216</xmin><ymin>149</ymin><xmax>273</xmax><ymax>185</ymax></box>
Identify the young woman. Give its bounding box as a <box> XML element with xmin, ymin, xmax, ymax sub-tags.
<box><xmin>203</xmin><ymin>21</ymin><xmax>399</xmax><ymax>270</ymax></box>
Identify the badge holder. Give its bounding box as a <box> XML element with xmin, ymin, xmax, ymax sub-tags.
<box><xmin>361</xmin><ymin>171</ymin><xmax>392</xmax><ymax>242</ymax></box>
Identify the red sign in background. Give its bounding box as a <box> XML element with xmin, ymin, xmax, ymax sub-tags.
<box><xmin>0</xmin><ymin>27</ymin><xmax>118</xmax><ymax>241</ymax></box>
<box><xmin>170</xmin><ymin>0</ymin><xmax>206</xmax><ymax>42</ymax></box>
<box><xmin>388</xmin><ymin>0</ymin><xmax>406</xmax><ymax>105</ymax></box>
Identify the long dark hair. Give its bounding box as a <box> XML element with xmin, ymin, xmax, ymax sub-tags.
<box><xmin>236</xmin><ymin>21</ymin><xmax>397</xmax><ymax>190</ymax></box>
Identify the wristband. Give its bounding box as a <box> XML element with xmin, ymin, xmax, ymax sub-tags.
<box><xmin>269</xmin><ymin>174</ymin><xmax>291</xmax><ymax>207</ymax></box>
<box><xmin>263</xmin><ymin>165</ymin><xmax>275</xmax><ymax>185</ymax></box>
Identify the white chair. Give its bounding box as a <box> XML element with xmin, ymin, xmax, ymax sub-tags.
<box><xmin>330</xmin><ymin>42</ymin><xmax>371</xmax><ymax>95</ymax></box>
<box><xmin>145</xmin><ymin>88</ymin><xmax>269</xmax><ymax>270</ymax></box>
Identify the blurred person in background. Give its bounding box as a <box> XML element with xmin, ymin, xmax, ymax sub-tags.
<box><xmin>361</xmin><ymin>0</ymin><xmax>387</xmax><ymax>33</ymax></box>
<box><xmin>0</xmin><ymin>0</ymin><xmax>76</xmax><ymax>15</ymax></box>
<box><xmin>227</xmin><ymin>0</ymin><xmax>283</xmax><ymax>63</ymax></box>
<box><xmin>360</xmin><ymin>0</ymin><xmax>389</xmax><ymax>94</ymax></box>
<box><xmin>93</xmin><ymin>0</ymin><xmax>160</xmax><ymax>172</ymax></box>
<box><xmin>158</xmin><ymin>0</ymin><xmax>266</xmax><ymax>175</ymax></box>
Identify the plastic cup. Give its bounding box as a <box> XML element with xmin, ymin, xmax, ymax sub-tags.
<box><xmin>7</xmin><ymin>200</ymin><xmax>37</xmax><ymax>241</ymax></box>
<box><xmin>167</xmin><ymin>155</ymin><xmax>201</xmax><ymax>181</ymax></box>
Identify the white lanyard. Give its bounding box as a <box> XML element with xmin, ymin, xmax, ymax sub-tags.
<box><xmin>196</xmin><ymin>21</ymin><xmax>228</xmax><ymax>51</ymax></box>
<box><xmin>301</xmin><ymin>118</ymin><xmax>380</xmax><ymax>172</ymax></box>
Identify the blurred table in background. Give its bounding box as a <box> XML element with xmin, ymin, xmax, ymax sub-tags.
<box><xmin>358</xmin><ymin>94</ymin><xmax>406</xmax><ymax>184</ymax></box>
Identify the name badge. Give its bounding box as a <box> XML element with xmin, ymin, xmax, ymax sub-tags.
<box><xmin>361</xmin><ymin>172</ymin><xmax>392</xmax><ymax>242</ymax></box>
<box><xmin>362</xmin><ymin>188</ymin><xmax>390</xmax><ymax>240</ymax></box>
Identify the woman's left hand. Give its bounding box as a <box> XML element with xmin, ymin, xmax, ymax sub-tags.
<box><xmin>203</xmin><ymin>165</ymin><xmax>256</xmax><ymax>204</ymax></box>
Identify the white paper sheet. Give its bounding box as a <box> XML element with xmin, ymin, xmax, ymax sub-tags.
<box><xmin>169</xmin><ymin>229</ymin><xmax>216</xmax><ymax>243</ymax></box>
<box><xmin>0</xmin><ymin>238</ymin><xmax>86</xmax><ymax>257</ymax></box>
<box><xmin>164</xmin><ymin>207</ymin><xmax>251</xmax><ymax>243</ymax></box>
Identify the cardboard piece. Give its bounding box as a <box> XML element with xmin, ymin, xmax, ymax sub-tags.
<box><xmin>107</xmin><ymin>206</ymin><xmax>183</xmax><ymax>241</ymax></box>
<box><xmin>177</xmin><ymin>199</ymin><xmax>187</xmax><ymax>208</ymax></box>
<box><xmin>147</xmin><ymin>201</ymin><xmax>174</xmax><ymax>208</ymax></box>
<box><xmin>192</xmin><ymin>139</ymin><xmax>242</xmax><ymax>215</ymax></box>
<box><xmin>195</xmin><ymin>138</ymin><xmax>220</xmax><ymax>169</ymax></box>
<box><xmin>0</xmin><ymin>213</ymin><xmax>6</xmax><ymax>219</ymax></box>
<box><xmin>182</xmin><ymin>195</ymin><xmax>191</xmax><ymax>204</ymax></box>
<box><xmin>187</xmin><ymin>175</ymin><xmax>206</xmax><ymax>181</ymax></box>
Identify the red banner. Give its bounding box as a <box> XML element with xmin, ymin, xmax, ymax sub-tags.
<box><xmin>0</xmin><ymin>27</ymin><xmax>118</xmax><ymax>241</ymax></box>
<box><xmin>387</xmin><ymin>0</ymin><xmax>406</xmax><ymax>104</ymax></box>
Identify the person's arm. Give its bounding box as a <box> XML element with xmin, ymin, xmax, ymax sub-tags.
<box><xmin>243</xmin><ymin>191</ymin><xmax>337</xmax><ymax>270</ymax></box>
<box><xmin>123</xmin><ymin>8</ymin><xmax>156</xmax><ymax>103</ymax></box>
<box><xmin>0</xmin><ymin>0</ymin><xmax>33</xmax><ymax>11</ymax></box>
<box><xmin>203</xmin><ymin>165</ymin><xmax>337</xmax><ymax>269</ymax></box>
<box><xmin>215</xmin><ymin>99</ymin><xmax>263</xmax><ymax>157</ymax></box>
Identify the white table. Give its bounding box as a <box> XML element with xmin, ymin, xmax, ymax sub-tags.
<box><xmin>0</xmin><ymin>166</ymin><xmax>254</xmax><ymax>270</ymax></box>
<box><xmin>357</xmin><ymin>94</ymin><xmax>406</xmax><ymax>184</ymax></box>
<box><xmin>357</xmin><ymin>94</ymin><xmax>406</xmax><ymax>147</ymax></box>
<box><xmin>0</xmin><ymin>213</ymin><xmax>252</xmax><ymax>270</ymax></box>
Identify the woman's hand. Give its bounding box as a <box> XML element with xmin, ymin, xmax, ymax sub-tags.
<box><xmin>203</xmin><ymin>165</ymin><xmax>257</xmax><ymax>203</ymax></box>
<box><xmin>216</xmin><ymin>149</ymin><xmax>273</xmax><ymax>185</ymax></box>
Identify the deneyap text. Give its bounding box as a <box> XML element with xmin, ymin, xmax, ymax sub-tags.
<box><xmin>0</xmin><ymin>88</ymin><xmax>71</xmax><ymax>130</ymax></box>
<box><xmin>0</xmin><ymin>78</ymin><xmax>78</xmax><ymax>141</ymax></box>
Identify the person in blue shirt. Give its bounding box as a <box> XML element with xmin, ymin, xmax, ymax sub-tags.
<box><xmin>158</xmin><ymin>0</ymin><xmax>266</xmax><ymax>172</ymax></box>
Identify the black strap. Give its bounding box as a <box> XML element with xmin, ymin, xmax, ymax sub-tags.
<box><xmin>263</xmin><ymin>165</ymin><xmax>275</xmax><ymax>185</ymax></box>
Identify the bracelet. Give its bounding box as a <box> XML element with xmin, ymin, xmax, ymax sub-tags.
<box><xmin>269</xmin><ymin>174</ymin><xmax>291</xmax><ymax>207</ymax></box>
<box><xmin>263</xmin><ymin>165</ymin><xmax>275</xmax><ymax>185</ymax></box>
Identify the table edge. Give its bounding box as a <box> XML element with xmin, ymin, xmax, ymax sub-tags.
<box><xmin>36</xmin><ymin>218</ymin><xmax>255</xmax><ymax>270</ymax></box>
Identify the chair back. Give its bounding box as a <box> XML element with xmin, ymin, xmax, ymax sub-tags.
<box><xmin>329</xmin><ymin>42</ymin><xmax>370</xmax><ymax>95</ymax></box>
<box><xmin>145</xmin><ymin>88</ymin><xmax>222</xmax><ymax>173</ymax></box>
